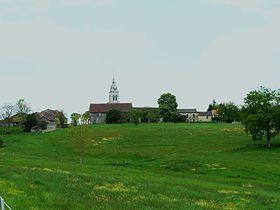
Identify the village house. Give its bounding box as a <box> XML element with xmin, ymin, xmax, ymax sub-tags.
<box><xmin>178</xmin><ymin>109</ymin><xmax>214</xmax><ymax>122</ymax></box>
<box><xmin>35</xmin><ymin>109</ymin><xmax>59</xmax><ymax>132</ymax></box>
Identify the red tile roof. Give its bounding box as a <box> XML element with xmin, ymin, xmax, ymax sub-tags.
<box><xmin>37</xmin><ymin>109</ymin><xmax>59</xmax><ymax>122</ymax></box>
<box><xmin>89</xmin><ymin>103</ymin><xmax>133</xmax><ymax>113</ymax></box>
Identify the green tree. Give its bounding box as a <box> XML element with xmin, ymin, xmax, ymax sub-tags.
<box><xmin>146</xmin><ymin>109</ymin><xmax>159</xmax><ymax>123</ymax></box>
<box><xmin>106</xmin><ymin>109</ymin><xmax>122</xmax><ymax>124</ymax></box>
<box><xmin>70</xmin><ymin>125</ymin><xmax>92</xmax><ymax>164</ymax></box>
<box><xmin>172</xmin><ymin>113</ymin><xmax>186</xmax><ymax>123</ymax></box>
<box><xmin>23</xmin><ymin>113</ymin><xmax>38</xmax><ymax>132</ymax></box>
<box><xmin>55</xmin><ymin>111</ymin><xmax>67</xmax><ymax>128</ymax></box>
<box><xmin>71</xmin><ymin>113</ymin><xmax>81</xmax><ymax>126</ymax></box>
<box><xmin>158</xmin><ymin>93</ymin><xmax>178</xmax><ymax>122</ymax></box>
<box><xmin>242</xmin><ymin>87</ymin><xmax>280</xmax><ymax>148</ymax></box>
<box><xmin>208</xmin><ymin>99</ymin><xmax>218</xmax><ymax>111</ymax></box>
<box><xmin>129</xmin><ymin>109</ymin><xmax>141</xmax><ymax>125</ymax></box>
<box><xmin>16</xmin><ymin>99</ymin><xmax>31</xmax><ymax>124</ymax></box>
<box><xmin>16</xmin><ymin>99</ymin><xmax>31</xmax><ymax>113</ymax></box>
<box><xmin>81</xmin><ymin>111</ymin><xmax>91</xmax><ymax>124</ymax></box>
<box><xmin>217</xmin><ymin>102</ymin><xmax>240</xmax><ymax>123</ymax></box>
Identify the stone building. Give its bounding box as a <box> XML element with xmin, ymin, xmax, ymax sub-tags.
<box><xmin>89</xmin><ymin>78</ymin><xmax>132</xmax><ymax>124</ymax></box>
<box><xmin>178</xmin><ymin>109</ymin><xmax>214</xmax><ymax>122</ymax></box>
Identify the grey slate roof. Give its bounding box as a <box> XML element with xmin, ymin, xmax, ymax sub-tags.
<box><xmin>177</xmin><ymin>109</ymin><xmax>197</xmax><ymax>113</ymax></box>
<box><xmin>198</xmin><ymin>111</ymin><xmax>213</xmax><ymax>116</ymax></box>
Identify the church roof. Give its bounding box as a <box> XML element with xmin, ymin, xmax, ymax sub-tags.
<box><xmin>89</xmin><ymin>103</ymin><xmax>133</xmax><ymax>113</ymax></box>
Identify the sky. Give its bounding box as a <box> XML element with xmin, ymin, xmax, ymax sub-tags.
<box><xmin>0</xmin><ymin>0</ymin><xmax>279</xmax><ymax>116</ymax></box>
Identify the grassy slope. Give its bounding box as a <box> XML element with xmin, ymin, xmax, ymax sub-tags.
<box><xmin>0</xmin><ymin>123</ymin><xmax>280</xmax><ymax>210</ymax></box>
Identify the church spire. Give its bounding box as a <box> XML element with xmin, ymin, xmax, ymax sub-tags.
<box><xmin>109</xmin><ymin>76</ymin><xmax>119</xmax><ymax>103</ymax></box>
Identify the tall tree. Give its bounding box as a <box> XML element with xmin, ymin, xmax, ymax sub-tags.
<box><xmin>158</xmin><ymin>93</ymin><xmax>178</xmax><ymax>122</ymax></box>
<box><xmin>16</xmin><ymin>99</ymin><xmax>31</xmax><ymax>124</ymax></box>
<box><xmin>71</xmin><ymin>113</ymin><xmax>81</xmax><ymax>126</ymax></box>
<box><xmin>16</xmin><ymin>99</ymin><xmax>31</xmax><ymax>115</ymax></box>
<box><xmin>242</xmin><ymin>87</ymin><xmax>280</xmax><ymax>148</ymax></box>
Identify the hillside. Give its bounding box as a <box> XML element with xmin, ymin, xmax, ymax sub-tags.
<box><xmin>0</xmin><ymin>124</ymin><xmax>280</xmax><ymax>209</ymax></box>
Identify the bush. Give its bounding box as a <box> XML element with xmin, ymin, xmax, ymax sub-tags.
<box><xmin>106</xmin><ymin>109</ymin><xmax>122</xmax><ymax>124</ymax></box>
<box><xmin>129</xmin><ymin>110</ymin><xmax>141</xmax><ymax>125</ymax></box>
<box><xmin>172</xmin><ymin>114</ymin><xmax>186</xmax><ymax>123</ymax></box>
<box><xmin>23</xmin><ymin>114</ymin><xmax>38</xmax><ymax>132</ymax></box>
<box><xmin>140</xmin><ymin>109</ymin><xmax>159</xmax><ymax>123</ymax></box>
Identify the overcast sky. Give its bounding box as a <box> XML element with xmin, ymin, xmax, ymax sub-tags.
<box><xmin>0</xmin><ymin>0</ymin><xmax>279</xmax><ymax>116</ymax></box>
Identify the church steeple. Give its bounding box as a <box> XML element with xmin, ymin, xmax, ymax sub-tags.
<box><xmin>109</xmin><ymin>76</ymin><xmax>119</xmax><ymax>103</ymax></box>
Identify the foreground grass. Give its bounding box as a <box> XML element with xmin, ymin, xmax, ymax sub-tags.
<box><xmin>0</xmin><ymin>123</ymin><xmax>280</xmax><ymax>209</ymax></box>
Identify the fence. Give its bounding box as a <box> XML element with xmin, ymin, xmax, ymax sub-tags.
<box><xmin>0</xmin><ymin>197</ymin><xmax>12</xmax><ymax>210</ymax></box>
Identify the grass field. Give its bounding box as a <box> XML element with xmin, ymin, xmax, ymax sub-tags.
<box><xmin>0</xmin><ymin>123</ymin><xmax>280</xmax><ymax>209</ymax></box>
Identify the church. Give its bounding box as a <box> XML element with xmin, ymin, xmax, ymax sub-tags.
<box><xmin>89</xmin><ymin>77</ymin><xmax>214</xmax><ymax>124</ymax></box>
<box><xmin>89</xmin><ymin>77</ymin><xmax>133</xmax><ymax>124</ymax></box>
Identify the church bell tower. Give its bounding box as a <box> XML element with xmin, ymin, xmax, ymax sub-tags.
<box><xmin>109</xmin><ymin>76</ymin><xmax>119</xmax><ymax>103</ymax></box>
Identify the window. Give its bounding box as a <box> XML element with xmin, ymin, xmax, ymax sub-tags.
<box><xmin>186</xmin><ymin>114</ymin><xmax>189</xmax><ymax>118</ymax></box>
<box><xmin>193</xmin><ymin>114</ymin><xmax>195</xmax><ymax>118</ymax></box>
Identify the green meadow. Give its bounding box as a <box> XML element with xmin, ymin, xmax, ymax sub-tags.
<box><xmin>0</xmin><ymin>123</ymin><xmax>280</xmax><ymax>209</ymax></box>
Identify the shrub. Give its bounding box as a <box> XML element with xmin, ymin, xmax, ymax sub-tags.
<box><xmin>23</xmin><ymin>114</ymin><xmax>38</xmax><ymax>132</ymax></box>
<box><xmin>172</xmin><ymin>114</ymin><xmax>186</xmax><ymax>123</ymax></box>
<box><xmin>106</xmin><ymin>109</ymin><xmax>122</xmax><ymax>124</ymax></box>
<box><xmin>129</xmin><ymin>110</ymin><xmax>141</xmax><ymax>125</ymax></box>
